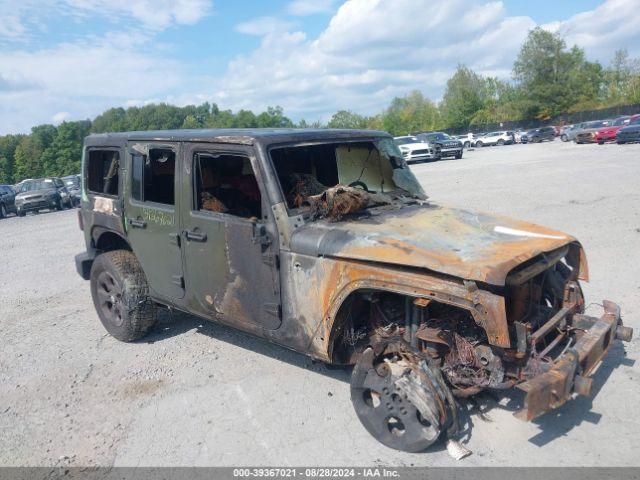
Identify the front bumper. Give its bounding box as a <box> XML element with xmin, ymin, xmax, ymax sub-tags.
<box><xmin>75</xmin><ymin>251</ymin><xmax>95</xmax><ymax>280</ymax></box>
<box><xmin>515</xmin><ymin>300</ymin><xmax>632</xmax><ymax>421</ymax></box>
<box><xmin>440</xmin><ymin>147</ymin><xmax>463</xmax><ymax>157</ymax></box>
<box><xmin>17</xmin><ymin>199</ymin><xmax>58</xmax><ymax>211</ymax></box>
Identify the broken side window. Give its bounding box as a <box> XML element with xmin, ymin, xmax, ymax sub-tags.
<box><xmin>87</xmin><ymin>150</ymin><xmax>120</xmax><ymax>196</ymax></box>
<box><xmin>193</xmin><ymin>152</ymin><xmax>261</xmax><ymax>220</ymax></box>
<box><xmin>130</xmin><ymin>148</ymin><xmax>176</xmax><ymax>206</ymax></box>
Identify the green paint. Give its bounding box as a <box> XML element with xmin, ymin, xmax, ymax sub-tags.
<box><xmin>142</xmin><ymin>207</ymin><xmax>174</xmax><ymax>226</ymax></box>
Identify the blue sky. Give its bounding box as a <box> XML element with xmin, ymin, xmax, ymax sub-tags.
<box><xmin>1</xmin><ymin>0</ymin><xmax>639</xmax><ymax>134</ymax></box>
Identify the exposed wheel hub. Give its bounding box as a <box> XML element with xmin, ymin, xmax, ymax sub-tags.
<box><xmin>350</xmin><ymin>341</ymin><xmax>449</xmax><ymax>452</ymax></box>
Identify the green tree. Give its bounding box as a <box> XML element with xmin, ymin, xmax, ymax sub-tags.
<box><xmin>41</xmin><ymin>121</ymin><xmax>91</xmax><ymax>176</ymax></box>
<box><xmin>327</xmin><ymin>110</ymin><xmax>369</xmax><ymax>129</ymax></box>
<box><xmin>513</xmin><ymin>28</ymin><xmax>603</xmax><ymax>118</ymax></box>
<box><xmin>381</xmin><ymin>91</ymin><xmax>440</xmax><ymax>135</ymax></box>
<box><xmin>0</xmin><ymin>134</ymin><xmax>23</xmax><ymax>184</ymax></box>
<box><xmin>439</xmin><ymin>66</ymin><xmax>490</xmax><ymax>128</ymax></box>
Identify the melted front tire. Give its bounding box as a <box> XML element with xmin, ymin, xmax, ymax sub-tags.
<box><xmin>350</xmin><ymin>342</ymin><xmax>447</xmax><ymax>452</ymax></box>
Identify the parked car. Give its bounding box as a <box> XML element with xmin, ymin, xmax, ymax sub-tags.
<box><xmin>521</xmin><ymin>126</ymin><xmax>556</xmax><ymax>143</ymax></box>
<box><xmin>62</xmin><ymin>174</ymin><xmax>82</xmax><ymax>207</ymax></box>
<box><xmin>616</xmin><ymin>115</ymin><xmax>640</xmax><ymax>143</ymax></box>
<box><xmin>560</xmin><ymin>123</ymin><xmax>586</xmax><ymax>142</ymax></box>
<box><xmin>574</xmin><ymin>120</ymin><xmax>612</xmax><ymax>144</ymax></box>
<box><xmin>595</xmin><ymin>115</ymin><xmax>637</xmax><ymax>144</ymax></box>
<box><xmin>0</xmin><ymin>184</ymin><xmax>17</xmax><ymax>218</ymax></box>
<box><xmin>474</xmin><ymin>131</ymin><xmax>514</xmax><ymax>147</ymax></box>
<box><xmin>415</xmin><ymin>132</ymin><xmax>463</xmax><ymax>159</ymax></box>
<box><xmin>456</xmin><ymin>133</ymin><xmax>477</xmax><ymax>148</ymax></box>
<box><xmin>14</xmin><ymin>177</ymin><xmax>73</xmax><ymax>215</ymax></box>
<box><xmin>74</xmin><ymin>128</ymin><xmax>631</xmax><ymax>453</ymax></box>
<box><xmin>393</xmin><ymin>136</ymin><xmax>440</xmax><ymax>163</ymax></box>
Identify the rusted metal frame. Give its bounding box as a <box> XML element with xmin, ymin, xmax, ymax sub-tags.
<box><xmin>515</xmin><ymin>301</ymin><xmax>624</xmax><ymax>421</ymax></box>
<box><xmin>530</xmin><ymin>306</ymin><xmax>573</xmax><ymax>343</ymax></box>
<box><xmin>320</xmin><ymin>263</ymin><xmax>511</xmax><ymax>360</ymax></box>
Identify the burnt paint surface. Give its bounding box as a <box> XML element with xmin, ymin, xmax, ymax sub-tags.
<box><xmin>291</xmin><ymin>203</ymin><xmax>578</xmax><ymax>286</ymax></box>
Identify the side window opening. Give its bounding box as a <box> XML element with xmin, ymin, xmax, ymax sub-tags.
<box><xmin>130</xmin><ymin>148</ymin><xmax>176</xmax><ymax>206</ymax></box>
<box><xmin>194</xmin><ymin>153</ymin><xmax>261</xmax><ymax>220</ymax></box>
<box><xmin>87</xmin><ymin>150</ymin><xmax>120</xmax><ymax>196</ymax></box>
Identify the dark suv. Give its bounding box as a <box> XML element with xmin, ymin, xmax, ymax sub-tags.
<box><xmin>521</xmin><ymin>126</ymin><xmax>556</xmax><ymax>143</ymax></box>
<box><xmin>0</xmin><ymin>184</ymin><xmax>17</xmax><ymax>218</ymax></box>
<box><xmin>415</xmin><ymin>132</ymin><xmax>463</xmax><ymax>158</ymax></box>
<box><xmin>75</xmin><ymin>129</ymin><xmax>630</xmax><ymax>453</ymax></box>
<box><xmin>15</xmin><ymin>177</ymin><xmax>73</xmax><ymax>215</ymax></box>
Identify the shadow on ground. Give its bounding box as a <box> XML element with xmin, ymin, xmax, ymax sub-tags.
<box><xmin>143</xmin><ymin>308</ymin><xmax>352</xmax><ymax>383</ymax></box>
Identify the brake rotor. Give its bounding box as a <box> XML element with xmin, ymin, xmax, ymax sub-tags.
<box><xmin>350</xmin><ymin>341</ymin><xmax>448</xmax><ymax>452</ymax></box>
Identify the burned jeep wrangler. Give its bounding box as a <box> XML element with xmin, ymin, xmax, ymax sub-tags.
<box><xmin>75</xmin><ymin>129</ymin><xmax>632</xmax><ymax>452</ymax></box>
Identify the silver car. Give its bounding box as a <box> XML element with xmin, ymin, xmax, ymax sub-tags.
<box><xmin>14</xmin><ymin>178</ymin><xmax>73</xmax><ymax>216</ymax></box>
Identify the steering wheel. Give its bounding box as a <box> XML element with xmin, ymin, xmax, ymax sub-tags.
<box><xmin>348</xmin><ymin>181</ymin><xmax>369</xmax><ymax>192</ymax></box>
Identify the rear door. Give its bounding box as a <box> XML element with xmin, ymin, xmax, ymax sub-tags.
<box><xmin>125</xmin><ymin>142</ymin><xmax>185</xmax><ymax>301</ymax></box>
<box><xmin>180</xmin><ymin>142</ymin><xmax>281</xmax><ymax>330</ymax></box>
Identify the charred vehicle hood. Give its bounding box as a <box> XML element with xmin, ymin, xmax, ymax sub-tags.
<box><xmin>290</xmin><ymin>204</ymin><xmax>577</xmax><ymax>286</ymax></box>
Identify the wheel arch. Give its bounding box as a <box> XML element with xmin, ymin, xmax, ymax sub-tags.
<box><xmin>323</xmin><ymin>279</ymin><xmax>500</xmax><ymax>364</ymax></box>
<box><xmin>93</xmin><ymin>227</ymin><xmax>131</xmax><ymax>253</ymax></box>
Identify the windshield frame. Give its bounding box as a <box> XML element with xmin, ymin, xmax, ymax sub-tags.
<box><xmin>266</xmin><ymin>137</ymin><xmax>426</xmax><ymax>218</ymax></box>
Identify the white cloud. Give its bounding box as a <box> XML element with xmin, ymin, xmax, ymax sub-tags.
<box><xmin>52</xmin><ymin>111</ymin><xmax>71</xmax><ymax>123</ymax></box>
<box><xmin>236</xmin><ymin>17</ymin><xmax>296</xmax><ymax>36</ymax></box>
<box><xmin>210</xmin><ymin>0</ymin><xmax>536</xmax><ymax>120</ymax></box>
<box><xmin>0</xmin><ymin>0</ymin><xmax>212</xmax><ymax>42</ymax></box>
<box><xmin>205</xmin><ymin>0</ymin><xmax>640</xmax><ymax>122</ymax></box>
<box><xmin>287</xmin><ymin>0</ymin><xmax>337</xmax><ymax>16</ymax></box>
<box><xmin>542</xmin><ymin>0</ymin><xmax>640</xmax><ymax>60</ymax></box>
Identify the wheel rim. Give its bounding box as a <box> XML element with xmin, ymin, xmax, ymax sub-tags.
<box><xmin>96</xmin><ymin>270</ymin><xmax>124</xmax><ymax>327</ymax></box>
<box><xmin>351</xmin><ymin>344</ymin><xmax>443</xmax><ymax>452</ymax></box>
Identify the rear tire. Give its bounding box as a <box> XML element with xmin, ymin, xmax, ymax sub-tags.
<box><xmin>497</xmin><ymin>139</ymin><xmax>505</xmax><ymax>146</ymax></box>
<box><xmin>0</xmin><ymin>204</ymin><xmax>6</xmax><ymax>219</ymax></box>
<box><xmin>90</xmin><ymin>250</ymin><xmax>157</xmax><ymax>342</ymax></box>
<box><xmin>561</xmin><ymin>134</ymin><xmax>568</xmax><ymax>142</ymax></box>
<box><xmin>475</xmin><ymin>141</ymin><xmax>483</xmax><ymax>148</ymax></box>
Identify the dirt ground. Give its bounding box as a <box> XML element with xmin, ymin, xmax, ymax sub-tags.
<box><xmin>1</xmin><ymin>140</ymin><xmax>639</xmax><ymax>467</ymax></box>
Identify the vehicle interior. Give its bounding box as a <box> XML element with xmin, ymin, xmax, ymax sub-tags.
<box><xmin>271</xmin><ymin>141</ymin><xmax>411</xmax><ymax>211</ymax></box>
<box><xmin>194</xmin><ymin>153</ymin><xmax>261</xmax><ymax>219</ymax></box>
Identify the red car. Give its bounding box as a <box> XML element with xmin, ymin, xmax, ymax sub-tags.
<box><xmin>595</xmin><ymin>115</ymin><xmax>639</xmax><ymax>144</ymax></box>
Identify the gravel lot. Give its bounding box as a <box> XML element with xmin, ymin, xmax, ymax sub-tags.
<box><xmin>1</xmin><ymin>140</ymin><xmax>639</xmax><ymax>467</ymax></box>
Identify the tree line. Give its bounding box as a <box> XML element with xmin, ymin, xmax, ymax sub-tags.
<box><xmin>2</xmin><ymin>28</ymin><xmax>639</xmax><ymax>185</ymax></box>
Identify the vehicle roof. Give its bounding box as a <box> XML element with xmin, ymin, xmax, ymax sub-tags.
<box><xmin>85</xmin><ymin>128</ymin><xmax>390</xmax><ymax>147</ymax></box>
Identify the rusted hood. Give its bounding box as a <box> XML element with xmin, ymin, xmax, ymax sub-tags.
<box><xmin>290</xmin><ymin>204</ymin><xmax>576</xmax><ymax>286</ymax></box>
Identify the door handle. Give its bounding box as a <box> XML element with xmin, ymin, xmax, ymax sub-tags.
<box><xmin>184</xmin><ymin>230</ymin><xmax>207</xmax><ymax>242</ymax></box>
<box><xmin>129</xmin><ymin>219</ymin><xmax>147</xmax><ymax>229</ymax></box>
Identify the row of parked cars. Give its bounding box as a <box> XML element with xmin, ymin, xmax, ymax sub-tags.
<box><xmin>560</xmin><ymin>114</ymin><xmax>640</xmax><ymax>144</ymax></box>
<box><xmin>0</xmin><ymin>174</ymin><xmax>81</xmax><ymax>219</ymax></box>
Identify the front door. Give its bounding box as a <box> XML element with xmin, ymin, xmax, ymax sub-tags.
<box><xmin>180</xmin><ymin>143</ymin><xmax>281</xmax><ymax>330</ymax></box>
<box><xmin>125</xmin><ymin>142</ymin><xmax>185</xmax><ymax>301</ymax></box>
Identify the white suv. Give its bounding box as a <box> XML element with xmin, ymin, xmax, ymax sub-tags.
<box><xmin>475</xmin><ymin>131</ymin><xmax>514</xmax><ymax>147</ymax></box>
<box><xmin>393</xmin><ymin>136</ymin><xmax>440</xmax><ymax>163</ymax></box>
